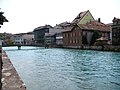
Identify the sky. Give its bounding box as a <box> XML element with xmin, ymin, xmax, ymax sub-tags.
<box><xmin>0</xmin><ymin>0</ymin><xmax>120</xmax><ymax>34</ymax></box>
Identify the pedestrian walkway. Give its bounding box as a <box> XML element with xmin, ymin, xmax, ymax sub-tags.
<box><xmin>2</xmin><ymin>51</ymin><xmax>27</xmax><ymax>90</ymax></box>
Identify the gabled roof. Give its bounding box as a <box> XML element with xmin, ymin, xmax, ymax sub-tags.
<box><xmin>71</xmin><ymin>10</ymin><xmax>94</xmax><ymax>24</ymax></box>
<box><xmin>72</xmin><ymin>10</ymin><xmax>88</xmax><ymax>23</ymax></box>
<box><xmin>78</xmin><ymin>21</ymin><xmax>111</xmax><ymax>32</ymax></box>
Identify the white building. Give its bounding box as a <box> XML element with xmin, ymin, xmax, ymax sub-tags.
<box><xmin>11</xmin><ymin>32</ymin><xmax>34</xmax><ymax>45</ymax></box>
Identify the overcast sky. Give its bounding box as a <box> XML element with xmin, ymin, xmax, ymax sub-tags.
<box><xmin>0</xmin><ymin>0</ymin><xmax>120</xmax><ymax>34</ymax></box>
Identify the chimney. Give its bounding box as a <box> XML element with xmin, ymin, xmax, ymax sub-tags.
<box><xmin>113</xmin><ymin>17</ymin><xmax>116</xmax><ymax>22</ymax></box>
<box><xmin>98</xmin><ymin>18</ymin><xmax>101</xmax><ymax>22</ymax></box>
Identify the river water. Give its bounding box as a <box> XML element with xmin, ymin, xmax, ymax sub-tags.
<box><xmin>3</xmin><ymin>46</ymin><xmax>120</xmax><ymax>90</ymax></box>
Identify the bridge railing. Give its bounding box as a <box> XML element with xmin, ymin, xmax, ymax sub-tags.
<box><xmin>2</xmin><ymin>43</ymin><xmax>44</xmax><ymax>47</ymax></box>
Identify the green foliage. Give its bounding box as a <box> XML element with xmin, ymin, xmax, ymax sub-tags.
<box><xmin>0</xmin><ymin>33</ymin><xmax>3</xmax><ymax>37</ymax></box>
<box><xmin>0</xmin><ymin>9</ymin><xmax>8</xmax><ymax>27</ymax></box>
<box><xmin>91</xmin><ymin>31</ymin><xmax>101</xmax><ymax>45</ymax></box>
<box><xmin>82</xmin><ymin>35</ymin><xmax>88</xmax><ymax>44</ymax></box>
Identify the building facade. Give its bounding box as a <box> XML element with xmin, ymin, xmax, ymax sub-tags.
<box><xmin>112</xmin><ymin>17</ymin><xmax>120</xmax><ymax>45</ymax></box>
<box><xmin>11</xmin><ymin>32</ymin><xmax>34</xmax><ymax>45</ymax></box>
<box><xmin>33</xmin><ymin>25</ymin><xmax>51</xmax><ymax>45</ymax></box>
<box><xmin>72</xmin><ymin>10</ymin><xmax>95</xmax><ymax>24</ymax></box>
<box><xmin>63</xmin><ymin>25</ymin><xmax>82</xmax><ymax>46</ymax></box>
<box><xmin>55</xmin><ymin>33</ymin><xmax>63</xmax><ymax>46</ymax></box>
<box><xmin>63</xmin><ymin>20</ymin><xmax>111</xmax><ymax>46</ymax></box>
<box><xmin>79</xmin><ymin>20</ymin><xmax>111</xmax><ymax>45</ymax></box>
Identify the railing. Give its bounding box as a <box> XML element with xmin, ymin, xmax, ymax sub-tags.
<box><xmin>2</xmin><ymin>44</ymin><xmax>43</xmax><ymax>47</ymax></box>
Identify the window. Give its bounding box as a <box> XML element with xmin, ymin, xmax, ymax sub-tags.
<box><xmin>70</xmin><ymin>39</ymin><xmax>72</xmax><ymax>44</ymax></box>
<box><xmin>76</xmin><ymin>39</ymin><xmax>78</xmax><ymax>43</ymax></box>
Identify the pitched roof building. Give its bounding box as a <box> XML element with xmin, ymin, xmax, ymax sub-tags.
<box><xmin>62</xmin><ymin>20</ymin><xmax>111</xmax><ymax>46</ymax></box>
<box><xmin>79</xmin><ymin>20</ymin><xmax>111</xmax><ymax>32</ymax></box>
<box><xmin>71</xmin><ymin>10</ymin><xmax>95</xmax><ymax>24</ymax></box>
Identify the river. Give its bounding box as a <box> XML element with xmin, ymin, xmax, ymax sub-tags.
<box><xmin>3</xmin><ymin>46</ymin><xmax>120</xmax><ymax>90</ymax></box>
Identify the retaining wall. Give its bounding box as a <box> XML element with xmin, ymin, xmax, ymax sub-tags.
<box><xmin>63</xmin><ymin>45</ymin><xmax>120</xmax><ymax>52</ymax></box>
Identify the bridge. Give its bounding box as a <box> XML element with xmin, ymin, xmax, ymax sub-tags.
<box><xmin>2</xmin><ymin>44</ymin><xmax>43</xmax><ymax>50</ymax></box>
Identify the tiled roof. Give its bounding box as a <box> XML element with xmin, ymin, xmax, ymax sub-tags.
<box><xmin>45</xmin><ymin>25</ymin><xmax>75</xmax><ymax>36</ymax></box>
<box><xmin>34</xmin><ymin>25</ymin><xmax>53</xmax><ymax>30</ymax></box>
<box><xmin>61</xmin><ymin>25</ymin><xmax>75</xmax><ymax>32</ymax></box>
<box><xmin>54</xmin><ymin>21</ymin><xmax>72</xmax><ymax>29</ymax></box>
<box><xmin>71</xmin><ymin>10</ymin><xmax>88</xmax><ymax>23</ymax></box>
<box><xmin>78</xmin><ymin>21</ymin><xmax>111</xmax><ymax>32</ymax></box>
<box><xmin>57</xmin><ymin>22</ymin><xmax>71</xmax><ymax>26</ymax></box>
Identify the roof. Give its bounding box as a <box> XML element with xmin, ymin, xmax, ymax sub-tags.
<box><xmin>59</xmin><ymin>23</ymin><xmax>78</xmax><ymax>33</ymax></box>
<box><xmin>54</xmin><ymin>21</ymin><xmax>72</xmax><ymax>29</ymax></box>
<box><xmin>57</xmin><ymin>22</ymin><xmax>71</xmax><ymax>26</ymax></box>
<box><xmin>71</xmin><ymin>10</ymin><xmax>88</xmax><ymax>24</ymax></box>
<box><xmin>34</xmin><ymin>25</ymin><xmax>53</xmax><ymax>31</ymax></box>
<box><xmin>112</xmin><ymin>17</ymin><xmax>120</xmax><ymax>22</ymax></box>
<box><xmin>61</xmin><ymin>25</ymin><xmax>75</xmax><ymax>33</ymax></box>
<box><xmin>78</xmin><ymin>21</ymin><xmax>111</xmax><ymax>32</ymax></box>
<box><xmin>45</xmin><ymin>26</ymin><xmax>74</xmax><ymax>36</ymax></box>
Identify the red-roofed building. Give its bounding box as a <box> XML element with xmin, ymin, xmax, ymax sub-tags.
<box><xmin>72</xmin><ymin>10</ymin><xmax>95</xmax><ymax>24</ymax></box>
<box><xmin>63</xmin><ymin>19</ymin><xmax>111</xmax><ymax>46</ymax></box>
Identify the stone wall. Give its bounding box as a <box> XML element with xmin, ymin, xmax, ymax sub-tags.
<box><xmin>63</xmin><ymin>45</ymin><xmax>120</xmax><ymax>52</ymax></box>
<box><xmin>2</xmin><ymin>50</ymin><xmax>27</xmax><ymax>90</ymax></box>
<box><xmin>0</xmin><ymin>47</ymin><xmax>2</xmax><ymax>90</ymax></box>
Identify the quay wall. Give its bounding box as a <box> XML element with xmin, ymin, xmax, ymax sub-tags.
<box><xmin>1</xmin><ymin>50</ymin><xmax>27</xmax><ymax>90</ymax></box>
<box><xmin>63</xmin><ymin>45</ymin><xmax>120</xmax><ymax>52</ymax></box>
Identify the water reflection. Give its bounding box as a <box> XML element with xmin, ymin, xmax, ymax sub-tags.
<box><xmin>3</xmin><ymin>47</ymin><xmax>120</xmax><ymax>90</ymax></box>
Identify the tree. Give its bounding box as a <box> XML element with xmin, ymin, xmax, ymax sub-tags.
<box><xmin>0</xmin><ymin>8</ymin><xmax>8</xmax><ymax>28</ymax></box>
<box><xmin>91</xmin><ymin>31</ymin><xmax>101</xmax><ymax>45</ymax></box>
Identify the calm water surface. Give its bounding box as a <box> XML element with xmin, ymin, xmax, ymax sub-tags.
<box><xmin>3</xmin><ymin>46</ymin><xmax>120</xmax><ymax>90</ymax></box>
